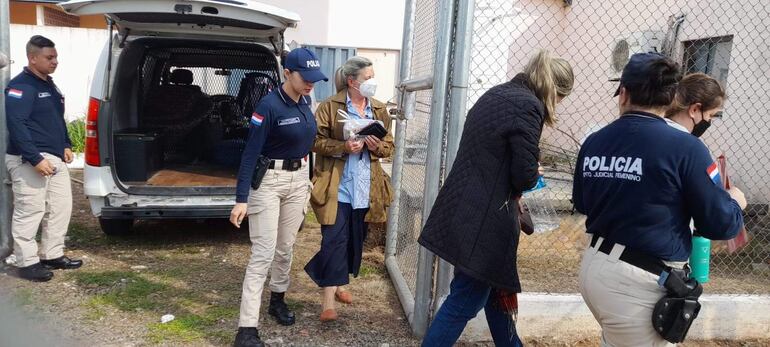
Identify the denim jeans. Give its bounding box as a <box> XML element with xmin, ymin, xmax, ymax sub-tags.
<box><xmin>422</xmin><ymin>271</ymin><xmax>523</xmax><ymax>347</ymax></box>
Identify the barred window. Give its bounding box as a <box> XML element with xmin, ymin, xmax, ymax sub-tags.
<box><xmin>683</xmin><ymin>36</ymin><xmax>733</xmax><ymax>87</ymax></box>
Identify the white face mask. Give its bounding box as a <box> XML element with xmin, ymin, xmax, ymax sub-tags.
<box><xmin>356</xmin><ymin>78</ymin><xmax>377</xmax><ymax>98</ymax></box>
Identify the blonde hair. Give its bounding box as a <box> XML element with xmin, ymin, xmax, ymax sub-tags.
<box><xmin>522</xmin><ymin>50</ymin><xmax>574</xmax><ymax>126</ymax></box>
<box><xmin>334</xmin><ymin>56</ymin><xmax>373</xmax><ymax>92</ymax></box>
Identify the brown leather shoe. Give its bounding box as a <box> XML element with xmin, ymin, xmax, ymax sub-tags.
<box><xmin>320</xmin><ymin>309</ymin><xmax>338</xmax><ymax>322</ymax></box>
<box><xmin>335</xmin><ymin>290</ymin><xmax>353</xmax><ymax>304</ymax></box>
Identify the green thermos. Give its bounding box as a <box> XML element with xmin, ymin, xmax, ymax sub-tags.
<box><xmin>690</xmin><ymin>232</ymin><xmax>711</xmax><ymax>283</ymax></box>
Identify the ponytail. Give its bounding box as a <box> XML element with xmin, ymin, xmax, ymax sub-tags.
<box><xmin>665</xmin><ymin>73</ymin><xmax>725</xmax><ymax>118</ymax></box>
<box><xmin>334</xmin><ymin>67</ymin><xmax>346</xmax><ymax>92</ymax></box>
<box><xmin>523</xmin><ymin>50</ymin><xmax>574</xmax><ymax>126</ymax></box>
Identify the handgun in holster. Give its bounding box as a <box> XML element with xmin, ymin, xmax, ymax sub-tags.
<box><xmin>652</xmin><ymin>268</ymin><xmax>703</xmax><ymax>343</ymax></box>
<box><xmin>250</xmin><ymin>155</ymin><xmax>272</xmax><ymax>190</ymax></box>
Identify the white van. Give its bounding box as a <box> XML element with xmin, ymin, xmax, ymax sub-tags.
<box><xmin>60</xmin><ymin>0</ymin><xmax>300</xmax><ymax>235</ymax></box>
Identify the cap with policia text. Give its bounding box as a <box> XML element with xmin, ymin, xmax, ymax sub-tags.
<box><xmin>283</xmin><ymin>47</ymin><xmax>328</xmax><ymax>83</ymax></box>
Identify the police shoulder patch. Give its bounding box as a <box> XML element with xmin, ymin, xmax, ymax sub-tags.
<box><xmin>250</xmin><ymin>112</ymin><xmax>265</xmax><ymax>126</ymax></box>
<box><xmin>707</xmin><ymin>162</ymin><xmax>721</xmax><ymax>186</ymax></box>
<box><xmin>7</xmin><ymin>88</ymin><xmax>23</xmax><ymax>99</ymax></box>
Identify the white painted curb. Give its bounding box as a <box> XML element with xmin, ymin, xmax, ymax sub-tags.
<box><xmin>460</xmin><ymin>293</ymin><xmax>770</xmax><ymax>342</ymax></box>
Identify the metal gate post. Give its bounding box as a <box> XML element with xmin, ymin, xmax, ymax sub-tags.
<box><xmin>412</xmin><ymin>0</ymin><xmax>457</xmax><ymax>336</ymax></box>
<box><xmin>0</xmin><ymin>0</ymin><xmax>14</xmax><ymax>261</ymax></box>
<box><xmin>433</xmin><ymin>0</ymin><xmax>477</xmax><ymax>309</ymax></box>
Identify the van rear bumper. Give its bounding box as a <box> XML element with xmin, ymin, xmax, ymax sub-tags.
<box><xmin>100</xmin><ymin>205</ymin><xmax>232</xmax><ymax>219</ymax></box>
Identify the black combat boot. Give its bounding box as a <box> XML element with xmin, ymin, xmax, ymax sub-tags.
<box><xmin>268</xmin><ymin>291</ymin><xmax>296</xmax><ymax>326</ymax></box>
<box><xmin>233</xmin><ymin>327</ymin><xmax>264</xmax><ymax>347</ymax></box>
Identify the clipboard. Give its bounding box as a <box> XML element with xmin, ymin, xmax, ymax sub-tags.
<box><xmin>717</xmin><ymin>154</ymin><xmax>750</xmax><ymax>253</ymax></box>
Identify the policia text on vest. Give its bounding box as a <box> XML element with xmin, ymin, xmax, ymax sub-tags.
<box><xmin>582</xmin><ymin>156</ymin><xmax>643</xmax><ymax>182</ymax></box>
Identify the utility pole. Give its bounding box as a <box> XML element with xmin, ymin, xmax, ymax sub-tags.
<box><xmin>1</xmin><ymin>0</ymin><xmax>14</xmax><ymax>260</ymax></box>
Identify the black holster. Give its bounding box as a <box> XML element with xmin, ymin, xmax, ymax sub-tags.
<box><xmin>652</xmin><ymin>268</ymin><xmax>703</xmax><ymax>343</ymax></box>
<box><xmin>250</xmin><ymin>156</ymin><xmax>272</xmax><ymax>190</ymax></box>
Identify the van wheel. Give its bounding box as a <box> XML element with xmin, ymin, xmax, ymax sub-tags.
<box><xmin>98</xmin><ymin>218</ymin><xmax>134</xmax><ymax>236</ymax></box>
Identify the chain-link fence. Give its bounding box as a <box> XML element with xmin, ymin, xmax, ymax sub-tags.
<box><xmin>385</xmin><ymin>0</ymin><xmax>442</xmax><ymax>333</ymax></box>
<box><xmin>387</xmin><ymin>0</ymin><xmax>770</xmax><ymax>336</ymax></box>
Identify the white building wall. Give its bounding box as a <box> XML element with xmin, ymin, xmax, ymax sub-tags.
<box><xmin>467</xmin><ymin>0</ymin><xmax>768</xmax><ymax>203</ymax></box>
<box><xmin>258</xmin><ymin>0</ymin><xmax>406</xmax><ymax>50</ymax></box>
<box><xmin>8</xmin><ymin>24</ymin><xmax>108</xmax><ymax>122</ymax></box>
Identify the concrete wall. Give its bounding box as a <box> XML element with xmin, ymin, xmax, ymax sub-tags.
<box><xmin>8</xmin><ymin>24</ymin><xmax>108</xmax><ymax>122</ymax></box>
<box><xmin>325</xmin><ymin>0</ymin><xmax>406</xmax><ymax>50</ymax></box>
<box><xmin>258</xmin><ymin>0</ymin><xmax>406</xmax><ymax>50</ymax></box>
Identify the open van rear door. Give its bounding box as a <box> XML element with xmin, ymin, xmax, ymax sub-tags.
<box><xmin>60</xmin><ymin>0</ymin><xmax>300</xmax><ymax>49</ymax></box>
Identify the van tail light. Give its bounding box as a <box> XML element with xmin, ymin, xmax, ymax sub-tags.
<box><xmin>85</xmin><ymin>97</ymin><xmax>101</xmax><ymax>167</ymax></box>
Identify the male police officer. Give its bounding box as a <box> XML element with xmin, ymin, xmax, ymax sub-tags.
<box><xmin>573</xmin><ymin>53</ymin><xmax>745</xmax><ymax>346</ymax></box>
<box><xmin>5</xmin><ymin>35</ymin><xmax>82</xmax><ymax>282</ymax></box>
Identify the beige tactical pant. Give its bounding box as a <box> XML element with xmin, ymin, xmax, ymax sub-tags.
<box><xmin>579</xmin><ymin>235</ymin><xmax>675</xmax><ymax>347</ymax></box>
<box><xmin>238</xmin><ymin>162</ymin><xmax>310</xmax><ymax>327</ymax></box>
<box><xmin>6</xmin><ymin>153</ymin><xmax>72</xmax><ymax>267</ymax></box>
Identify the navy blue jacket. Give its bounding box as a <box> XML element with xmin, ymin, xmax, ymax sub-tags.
<box><xmin>572</xmin><ymin>112</ymin><xmax>744</xmax><ymax>261</ymax></box>
<box><xmin>235</xmin><ymin>86</ymin><xmax>316</xmax><ymax>203</ymax></box>
<box><xmin>5</xmin><ymin>68</ymin><xmax>71</xmax><ymax>165</ymax></box>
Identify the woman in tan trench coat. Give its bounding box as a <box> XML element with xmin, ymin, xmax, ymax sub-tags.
<box><xmin>304</xmin><ymin>56</ymin><xmax>394</xmax><ymax>322</ymax></box>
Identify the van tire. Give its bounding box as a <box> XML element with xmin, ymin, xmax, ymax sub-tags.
<box><xmin>99</xmin><ymin>218</ymin><xmax>134</xmax><ymax>236</ymax></box>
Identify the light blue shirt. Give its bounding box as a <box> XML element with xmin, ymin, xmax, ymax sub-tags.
<box><xmin>337</xmin><ymin>94</ymin><xmax>372</xmax><ymax>209</ymax></box>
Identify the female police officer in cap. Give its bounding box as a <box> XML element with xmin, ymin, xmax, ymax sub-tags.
<box><xmin>229</xmin><ymin>47</ymin><xmax>327</xmax><ymax>347</ymax></box>
<box><xmin>573</xmin><ymin>53</ymin><xmax>746</xmax><ymax>347</ymax></box>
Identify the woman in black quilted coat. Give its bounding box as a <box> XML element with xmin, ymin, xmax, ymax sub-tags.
<box><xmin>419</xmin><ymin>50</ymin><xmax>574</xmax><ymax>347</ymax></box>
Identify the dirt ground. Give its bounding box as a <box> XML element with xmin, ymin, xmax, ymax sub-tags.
<box><xmin>1</xmin><ymin>170</ymin><xmax>768</xmax><ymax>346</ymax></box>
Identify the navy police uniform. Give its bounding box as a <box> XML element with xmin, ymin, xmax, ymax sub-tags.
<box><xmin>235</xmin><ymin>86</ymin><xmax>316</xmax><ymax>203</ymax></box>
<box><xmin>572</xmin><ymin>52</ymin><xmax>744</xmax><ymax>347</ymax></box>
<box><xmin>5</xmin><ymin>67</ymin><xmax>75</xmax><ymax>273</ymax></box>
<box><xmin>573</xmin><ymin>112</ymin><xmax>743</xmax><ymax>260</ymax></box>
<box><xmin>6</xmin><ymin>67</ymin><xmax>70</xmax><ymax>165</ymax></box>
<box><xmin>234</xmin><ymin>48</ymin><xmax>327</xmax><ymax>333</ymax></box>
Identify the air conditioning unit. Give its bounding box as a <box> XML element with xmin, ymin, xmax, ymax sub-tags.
<box><xmin>609</xmin><ymin>31</ymin><xmax>664</xmax><ymax>81</ymax></box>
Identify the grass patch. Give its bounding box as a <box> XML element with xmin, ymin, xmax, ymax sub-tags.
<box><xmin>13</xmin><ymin>288</ymin><xmax>34</xmax><ymax>306</ymax></box>
<box><xmin>147</xmin><ymin>315</ymin><xmax>207</xmax><ymax>343</ymax></box>
<box><xmin>286</xmin><ymin>298</ymin><xmax>304</xmax><ymax>311</ymax></box>
<box><xmin>304</xmin><ymin>210</ymin><xmax>319</xmax><ymax>226</ymax></box>
<box><xmin>147</xmin><ymin>306</ymin><xmax>238</xmax><ymax>344</ymax></box>
<box><xmin>84</xmin><ymin>296</ymin><xmax>109</xmax><ymax>320</ymax></box>
<box><xmin>69</xmin><ymin>271</ymin><xmax>168</xmax><ymax>311</ymax></box>
<box><xmin>358</xmin><ymin>263</ymin><xmax>384</xmax><ymax>278</ymax></box>
<box><xmin>67</xmin><ymin>222</ymin><xmax>105</xmax><ymax>245</ymax></box>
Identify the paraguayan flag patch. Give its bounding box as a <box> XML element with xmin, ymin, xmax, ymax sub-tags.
<box><xmin>7</xmin><ymin>88</ymin><xmax>23</xmax><ymax>99</ymax></box>
<box><xmin>250</xmin><ymin>112</ymin><xmax>265</xmax><ymax>126</ymax></box>
<box><xmin>707</xmin><ymin>162</ymin><xmax>721</xmax><ymax>185</ymax></box>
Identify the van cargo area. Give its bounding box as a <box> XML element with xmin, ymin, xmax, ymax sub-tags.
<box><xmin>109</xmin><ymin>38</ymin><xmax>281</xmax><ymax>193</ymax></box>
